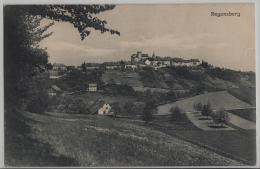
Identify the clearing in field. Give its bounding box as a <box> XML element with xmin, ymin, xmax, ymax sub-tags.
<box><xmin>157</xmin><ymin>90</ymin><xmax>252</xmax><ymax>115</ymax></box>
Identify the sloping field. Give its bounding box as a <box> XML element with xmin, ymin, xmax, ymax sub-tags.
<box><xmin>228</xmin><ymin>108</ymin><xmax>256</xmax><ymax>122</ymax></box>
<box><xmin>206</xmin><ymin>76</ymin><xmax>237</xmax><ymax>89</ymax></box>
<box><xmin>228</xmin><ymin>87</ymin><xmax>256</xmax><ymax>106</ymax></box>
<box><xmin>157</xmin><ymin>91</ymin><xmax>251</xmax><ymax>115</ymax></box>
<box><xmin>227</xmin><ymin>112</ymin><xmax>256</xmax><ymax>130</ymax></box>
<box><xmin>102</xmin><ymin>70</ymin><xmax>143</xmax><ymax>87</ymax></box>
<box><xmin>19</xmin><ymin>111</ymin><xmax>242</xmax><ymax>166</ymax></box>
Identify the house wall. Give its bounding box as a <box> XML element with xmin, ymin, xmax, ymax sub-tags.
<box><xmin>98</xmin><ymin>104</ymin><xmax>112</xmax><ymax>115</ymax></box>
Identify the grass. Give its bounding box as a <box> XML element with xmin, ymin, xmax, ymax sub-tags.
<box><xmin>138</xmin><ymin>69</ymin><xmax>169</xmax><ymax>88</ymax></box>
<box><xmin>228</xmin><ymin>108</ymin><xmax>256</xmax><ymax>122</ymax></box>
<box><xmin>102</xmin><ymin>70</ymin><xmax>143</xmax><ymax>87</ymax></box>
<box><xmin>5</xmin><ymin>110</ymin><xmax>79</xmax><ymax>167</ymax></box>
<box><xmin>10</xmin><ymin>111</ymin><xmax>244</xmax><ymax>166</ymax></box>
<box><xmin>228</xmin><ymin>87</ymin><xmax>256</xmax><ymax>106</ymax></box>
<box><xmin>176</xmin><ymin>130</ymin><xmax>256</xmax><ymax>165</ymax></box>
<box><xmin>149</xmin><ymin>117</ymin><xmax>256</xmax><ymax>165</ymax></box>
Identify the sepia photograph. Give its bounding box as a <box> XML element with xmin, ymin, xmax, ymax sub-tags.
<box><xmin>2</xmin><ymin>1</ymin><xmax>258</xmax><ymax>167</ymax></box>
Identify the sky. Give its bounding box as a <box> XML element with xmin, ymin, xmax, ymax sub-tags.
<box><xmin>39</xmin><ymin>4</ymin><xmax>255</xmax><ymax>71</ymax></box>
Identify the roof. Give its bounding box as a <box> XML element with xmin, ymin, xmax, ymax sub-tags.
<box><xmin>89</xmin><ymin>83</ymin><xmax>97</xmax><ymax>87</ymax></box>
<box><xmin>53</xmin><ymin>63</ymin><xmax>66</xmax><ymax>67</ymax></box>
<box><xmin>141</xmin><ymin>54</ymin><xmax>149</xmax><ymax>57</ymax></box>
<box><xmin>88</xmin><ymin>100</ymin><xmax>105</xmax><ymax>114</ymax></box>
<box><xmin>103</xmin><ymin>62</ymin><xmax>120</xmax><ymax>66</ymax></box>
<box><xmin>51</xmin><ymin>85</ymin><xmax>62</xmax><ymax>92</ymax></box>
<box><xmin>85</xmin><ymin>63</ymin><xmax>100</xmax><ymax>67</ymax></box>
<box><xmin>190</xmin><ymin>59</ymin><xmax>200</xmax><ymax>62</ymax></box>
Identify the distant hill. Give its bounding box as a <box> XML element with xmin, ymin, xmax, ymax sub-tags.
<box><xmin>101</xmin><ymin>66</ymin><xmax>255</xmax><ymax>95</ymax></box>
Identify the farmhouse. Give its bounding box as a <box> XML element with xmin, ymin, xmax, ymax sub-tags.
<box><xmin>98</xmin><ymin>103</ymin><xmax>114</xmax><ymax>115</ymax></box>
<box><xmin>125</xmin><ymin>64</ymin><xmax>138</xmax><ymax>70</ymax></box>
<box><xmin>52</xmin><ymin>63</ymin><xmax>67</xmax><ymax>71</ymax></box>
<box><xmin>48</xmin><ymin>85</ymin><xmax>62</xmax><ymax>96</ymax></box>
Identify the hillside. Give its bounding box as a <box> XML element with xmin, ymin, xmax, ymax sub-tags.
<box><xmin>6</xmin><ymin>111</ymin><xmax>243</xmax><ymax>166</ymax></box>
<box><xmin>100</xmin><ymin>67</ymin><xmax>255</xmax><ymax>96</ymax></box>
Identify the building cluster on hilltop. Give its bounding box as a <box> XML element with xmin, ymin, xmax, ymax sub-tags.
<box><xmin>129</xmin><ymin>51</ymin><xmax>200</xmax><ymax>70</ymax></box>
<box><xmin>49</xmin><ymin>51</ymin><xmax>201</xmax><ymax>74</ymax></box>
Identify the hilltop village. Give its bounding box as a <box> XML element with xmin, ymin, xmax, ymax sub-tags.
<box><xmin>50</xmin><ymin>51</ymin><xmax>201</xmax><ymax>74</ymax></box>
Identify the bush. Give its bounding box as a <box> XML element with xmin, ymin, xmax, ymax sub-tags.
<box><xmin>57</xmin><ymin>96</ymin><xmax>89</xmax><ymax>114</ymax></box>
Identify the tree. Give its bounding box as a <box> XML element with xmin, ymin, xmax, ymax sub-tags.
<box><xmin>142</xmin><ymin>101</ymin><xmax>154</xmax><ymax>122</ymax></box>
<box><xmin>201</xmin><ymin>60</ymin><xmax>210</xmax><ymax>68</ymax></box>
<box><xmin>211</xmin><ymin>109</ymin><xmax>230</xmax><ymax>127</ymax></box>
<box><xmin>25</xmin><ymin>73</ymin><xmax>50</xmax><ymax>114</ymax></box>
<box><xmin>7</xmin><ymin>5</ymin><xmax>120</xmax><ymax>40</ymax></box>
<box><xmin>193</xmin><ymin>102</ymin><xmax>203</xmax><ymax>112</ymax></box>
<box><xmin>119</xmin><ymin>60</ymin><xmax>125</xmax><ymax>71</ymax></box>
<box><xmin>81</xmin><ymin>62</ymin><xmax>87</xmax><ymax>72</ymax></box>
<box><xmin>4</xmin><ymin>5</ymin><xmax>119</xmax><ymax>111</ymax></box>
<box><xmin>111</xmin><ymin>102</ymin><xmax>121</xmax><ymax>118</ymax></box>
<box><xmin>201</xmin><ymin>101</ymin><xmax>212</xmax><ymax>119</ymax></box>
<box><xmin>170</xmin><ymin>106</ymin><xmax>182</xmax><ymax>121</ymax></box>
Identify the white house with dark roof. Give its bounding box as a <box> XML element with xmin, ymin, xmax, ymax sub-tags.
<box><xmin>98</xmin><ymin>103</ymin><xmax>114</xmax><ymax>115</ymax></box>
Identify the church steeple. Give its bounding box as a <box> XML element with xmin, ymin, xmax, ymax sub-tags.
<box><xmin>152</xmin><ymin>51</ymin><xmax>155</xmax><ymax>58</ymax></box>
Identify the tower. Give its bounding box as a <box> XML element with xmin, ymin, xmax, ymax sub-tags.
<box><xmin>152</xmin><ymin>51</ymin><xmax>155</xmax><ymax>58</ymax></box>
